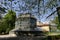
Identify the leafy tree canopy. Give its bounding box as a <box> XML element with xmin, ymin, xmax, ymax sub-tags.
<box><xmin>0</xmin><ymin>10</ymin><xmax>16</xmax><ymax>34</ymax></box>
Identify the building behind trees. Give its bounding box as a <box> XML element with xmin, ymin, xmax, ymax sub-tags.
<box><xmin>15</xmin><ymin>13</ymin><xmax>37</xmax><ymax>31</ymax></box>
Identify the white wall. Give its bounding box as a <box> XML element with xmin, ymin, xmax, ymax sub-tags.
<box><xmin>35</xmin><ymin>26</ymin><xmax>49</xmax><ymax>32</ymax></box>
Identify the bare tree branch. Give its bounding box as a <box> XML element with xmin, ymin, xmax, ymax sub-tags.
<box><xmin>46</xmin><ymin>10</ymin><xmax>57</xmax><ymax>19</ymax></box>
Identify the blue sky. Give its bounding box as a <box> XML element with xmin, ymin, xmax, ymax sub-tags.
<box><xmin>0</xmin><ymin>0</ymin><xmax>60</xmax><ymax>23</ymax></box>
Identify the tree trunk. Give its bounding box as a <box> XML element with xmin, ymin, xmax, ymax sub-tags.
<box><xmin>57</xmin><ymin>7</ymin><xmax>60</xmax><ymax>24</ymax></box>
<box><xmin>57</xmin><ymin>7</ymin><xmax>60</xmax><ymax>28</ymax></box>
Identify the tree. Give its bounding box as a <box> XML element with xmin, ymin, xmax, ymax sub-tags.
<box><xmin>0</xmin><ymin>7</ymin><xmax>6</xmax><ymax>19</ymax></box>
<box><xmin>0</xmin><ymin>0</ymin><xmax>60</xmax><ymax>21</ymax></box>
<box><xmin>51</xmin><ymin>16</ymin><xmax>60</xmax><ymax>29</ymax></box>
<box><xmin>43</xmin><ymin>0</ymin><xmax>60</xmax><ymax>29</ymax></box>
<box><xmin>0</xmin><ymin>0</ymin><xmax>15</xmax><ymax>11</ymax></box>
<box><xmin>4</xmin><ymin>10</ymin><xmax>16</xmax><ymax>33</ymax></box>
<box><xmin>0</xmin><ymin>10</ymin><xmax>16</xmax><ymax>34</ymax></box>
<box><xmin>1</xmin><ymin>0</ymin><xmax>45</xmax><ymax>20</ymax></box>
<box><xmin>0</xmin><ymin>19</ymin><xmax>8</xmax><ymax>34</ymax></box>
